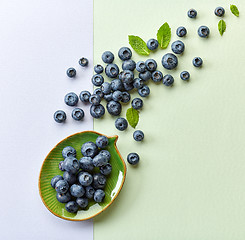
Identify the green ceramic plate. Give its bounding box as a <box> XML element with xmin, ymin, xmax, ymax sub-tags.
<box><xmin>39</xmin><ymin>131</ymin><xmax>126</xmax><ymax>221</ymax></box>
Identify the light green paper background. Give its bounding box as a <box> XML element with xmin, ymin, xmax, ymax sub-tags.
<box><xmin>93</xmin><ymin>0</ymin><xmax>245</xmax><ymax>239</ymax></box>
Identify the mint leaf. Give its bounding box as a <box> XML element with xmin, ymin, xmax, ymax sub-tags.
<box><xmin>126</xmin><ymin>107</ymin><xmax>139</xmax><ymax>128</ymax></box>
<box><xmin>218</xmin><ymin>19</ymin><xmax>226</xmax><ymax>36</ymax></box>
<box><xmin>157</xmin><ymin>22</ymin><xmax>171</xmax><ymax>49</ymax></box>
<box><xmin>128</xmin><ymin>35</ymin><xmax>150</xmax><ymax>56</ymax></box>
<box><xmin>230</xmin><ymin>5</ymin><xmax>239</xmax><ymax>16</ymax></box>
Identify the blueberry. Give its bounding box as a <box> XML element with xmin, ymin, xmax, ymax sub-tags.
<box><xmin>115</xmin><ymin>117</ymin><xmax>128</xmax><ymax>131</ymax></box>
<box><xmin>162</xmin><ymin>74</ymin><xmax>174</xmax><ymax>86</ymax></box>
<box><xmin>70</xmin><ymin>184</ymin><xmax>85</xmax><ymax>198</ymax></box>
<box><xmin>62</xmin><ymin>146</ymin><xmax>76</xmax><ymax>159</ymax></box>
<box><xmin>56</xmin><ymin>192</ymin><xmax>71</xmax><ymax>203</ymax></box>
<box><xmin>99</xmin><ymin>150</ymin><xmax>111</xmax><ymax>162</ymax></box>
<box><xmin>121</xmin><ymin>92</ymin><xmax>131</xmax><ymax>103</ymax></box>
<box><xmin>147</xmin><ymin>39</ymin><xmax>159</xmax><ymax>50</ymax></box>
<box><xmin>55</xmin><ymin>179</ymin><xmax>69</xmax><ymax>194</ymax></box>
<box><xmin>79</xmin><ymin>57</ymin><xmax>89</xmax><ymax>67</ymax></box>
<box><xmin>176</xmin><ymin>26</ymin><xmax>187</xmax><ymax>37</ymax></box>
<box><xmin>93</xmin><ymin>173</ymin><xmax>107</xmax><ymax>189</ymax></box>
<box><xmin>111</xmin><ymin>79</ymin><xmax>124</xmax><ymax>91</ymax></box>
<box><xmin>93</xmin><ymin>88</ymin><xmax>104</xmax><ymax>98</ymax></box>
<box><xmin>136</xmin><ymin>61</ymin><xmax>146</xmax><ymax>73</ymax></box>
<box><xmin>133</xmin><ymin>78</ymin><xmax>144</xmax><ymax>89</ymax></box>
<box><xmin>106</xmin><ymin>100</ymin><xmax>122</xmax><ymax>116</ymax></box>
<box><xmin>152</xmin><ymin>70</ymin><xmax>163</xmax><ymax>82</ymax></box>
<box><xmin>118</xmin><ymin>47</ymin><xmax>132</xmax><ymax>61</ymax></box>
<box><xmin>139</xmin><ymin>71</ymin><xmax>152</xmax><ymax>82</ymax></box>
<box><xmin>96</xmin><ymin>135</ymin><xmax>109</xmax><ymax>149</ymax></box>
<box><xmin>215</xmin><ymin>7</ymin><xmax>225</xmax><ymax>17</ymax></box>
<box><xmin>85</xmin><ymin>186</ymin><xmax>95</xmax><ymax>199</ymax></box>
<box><xmin>65</xmin><ymin>201</ymin><xmax>78</xmax><ymax>213</ymax></box>
<box><xmin>102</xmin><ymin>51</ymin><xmax>114</xmax><ymax>64</ymax></box>
<box><xmin>145</xmin><ymin>59</ymin><xmax>157</xmax><ymax>72</ymax></box>
<box><xmin>104</xmin><ymin>93</ymin><xmax>113</xmax><ymax>102</ymax></box>
<box><xmin>198</xmin><ymin>26</ymin><xmax>210</xmax><ymax>38</ymax></box>
<box><xmin>101</xmin><ymin>82</ymin><xmax>111</xmax><ymax>95</ymax></box>
<box><xmin>133</xmin><ymin>130</ymin><xmax>144</xmax><ymax>141</ymax></box>
<box><xmin>51</xmin><ymin>175</ymin><xmax>63</xmax><ymax>188</ymax></box>
<box><xmin>123</xmin><ymin>82</ymin><xmax>134</xmax><ymax>92</ymax></box>
<box><xmin>79</xmin><ymin>157</ymin><xmax>94</xmax><ymax>172</ymax></box>
<box><xmin>127</xmin><ymin>153</ymin><xmax>140</xmax><ymax>165</ymax></box>
<box><xmin>171</xmin><ymin>40</ymin><xmax>185</xmax><ymax>54</ymax></box>
<box><xmin>76</xmin><ymin>197</ymin><xmax>89</xmax><ymax>208</ymax></box>
<box><xmin>180</xmin><ymin>71</ymin><xmax>190</xmax><ymax>81</ymax></box>
<box><xmin>94</xmin><ymin>189</ymin><xmax>105</xmax><ymax>203</ymax></box>
<box><xmin>100</xmin><ymin>163</ymin><xmax>112</xmax><ymax>176</ymax></box>
<box><xmin>59</xmin><ymin>161</ymin><xmax>65</xmax><ymax>171</ymax></box>
<box><xmin>90</xmin><ymin>104</ymin><xmax>105</xmax><ymax>118</ymax></box>
<box><xmin>71</xmin><ymin>108</ymin><xmax>84</xmax><ymax>121</ymax></box>
<box><xmin>63</xmin><ymin>171</ymin><xmax>77</xmax><ymax>185</ymax></box>
<box><xmin>89</xmin><ymin>94</ymin><xmax>101</xmax><ymax>105</ymax></box>
<box><xmin>138</xmin><ymin>85</ymin><xmax>150</xmax><ymax>97</ymax></box>
<box><xmin>122</xmin><ymin>60</ymin><xmax>136</xmax><ymax>71</ymax></box>
<box><xmin>105</xmin><ymin>64</ymin><xmax>119</xmax><ymax>78</ymax></box>
<box><xmin>78</xmin><ymin>172</ymin><xmax>93</xmax><ymax>187</ymax></box>
<box><xmin>66</xmin><ymin>68</ymin><xmax>76</xmax><ymax>78</ymax></box>
<box><xmin>121</xmin><ymin>70</ymin><xmax>134</xmax><ymax>84</ymax></box>
<box><xmin>54</xmin><ymin>110</ymin><xmax>66</xmax><ymax>123</ymax></box>
<box><xmin>131</xmin><ymin>98</ymin><xmax>143</xmax><ymax>110</ymax></box>
<box><xmin>188</xmin><ymin>9</ymin><xmax>197</xmax><ymax>18</ymax></box>
<box><xmin>162</xmin><ymin>53</ymin><xmax>178</xmax><ymax>70</ymax></box>
<box><xmin>94</xmin><ymin>64</ymin><xmax>104</xmax><ymax>74</ymax></box>
<box><xmin>112</xmin><ymin>90</ymin><xmax>123</xmax><ymax>102</ymax></box>
<box><xmin>81</xmin><ymin>141</ymin><xmax>98</xmax><ymax>158</ymax></box>
<box><xmin>79</xmin><ymin>90</ymin><xmax>91</xmax><ymax>103</ymax></box>
<box><xmin>63</xmin><ymin>157</ymin><xmax>80</xmax><ymax>174</ymax></box>
<box><xmin>93</xmin><ymin>153</ymin><xmax>108</xmax><ymax>167</ymax></box>
<box><xmin>193</xmin><ymin>57</ymin><xmax>203</xmax><ymax>67</ymax></box>
<box><xmin>64</xmin><ymin>92</ymin><xmax>78</xmax><ymax>106</ymax></box>
<box><xmin>92</xmin><ymin>74</ymin><xmax>104</xmax><ymax>86</ymax></box>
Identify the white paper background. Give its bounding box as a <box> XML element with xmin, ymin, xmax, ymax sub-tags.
<box><xmin>0</xmin><ymin>1</ymin><xmax>93</xmax><ymax>239</ymax></box>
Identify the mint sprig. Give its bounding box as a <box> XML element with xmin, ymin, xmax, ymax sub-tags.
<box><xmin>128</xmin><ymin>35</ymin><xmax>150</xmax><ymax>56</ymax></box>
<box><xmin>218</xmin><ymin>19</ymin><xmax>226</xmax><ymax>36</ymax></box>
<box><xmin>126</xmin><ymin>107</ymin><xmax>139</xmax><ymax>128</ymax></box>
<box><xmin>157</xmin><ymin>22</ymin><xmax>171</xmax><ymax>49</ymax></box>
<box><xmin>230</xmin><ymin>5</ymin><xmax>239</xmax><ymax>17</ymax></box>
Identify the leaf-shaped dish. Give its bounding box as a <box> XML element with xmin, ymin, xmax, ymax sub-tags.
<box><xmin>38</xmin><ymin>131</ymin><xmax>126</xmax><ymax>221</ymax></box>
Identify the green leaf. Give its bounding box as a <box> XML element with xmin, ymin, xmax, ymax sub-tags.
<box><xmin>218</xmin><ymin>19</ymin><xmax>226</xmax><ymax>36</ymax></box>
<box><xmin>157</xmin><ymin>22</ymin><xmax>171</xmax><ymax>49</ymax></box>
<box><xmin>230</xmin><ymin>4</ymin><xmax>239</xmax><ymax>17</ymax></box>
<box><xmin>126</xmin><ymin>107</ymin><xmax>139</xmax><ymax>128</ymax></box>
<box><xmin>128</xmin><ymin>35</ymin><xmax>150</xmax><ymax>56</ymax></box>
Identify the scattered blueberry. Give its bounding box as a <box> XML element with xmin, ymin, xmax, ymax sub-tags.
<box><xmin>55</xmin><ymin>179</ymin><xmax>69</xmax><ymax>194</ymax></box>
<box><xmin>65</xmin><ymin>201</ymin><xmax>79</xmax><ymax>213</ymax></box>
<box><xmin>104</xmin><ymin>93</ymin><xmax>113</xmax><ymax>102</ymax></box>
<box><xmin>92</xmin><ymin>153</ymin><xmax>108</xmax><ymax>167</ymax></box>
<box><xmin>90</xmin><ymin>104</ymin><xmax>105</xmax><ymax>118</ymax></box>
<box><xmin>102</xmin><ymin>51</ymin><xmax>114</xmax><ymax>64</ymax></box>
<box><xmin>81</xmin><ymin>141</ymin><xmax>98</xmax><ymax>158</ymax></box>
<box><xmin>123</xmin><ymin>82</ymin><xmax>134</xmax><ymax>91</ymax></box>
<box><xmin>63</xmin><ymin>157</ymin><xmax>80</xmax><ymax>174</ymax></box>
<box><xmin>180</xmin><ymin>71</ymin><xmax>190</xmax><ymax>81</ymax></box>
<box><xmin>79</xmin><ymin>156</ymin><xmax>94</xmax><ymax>172</ymax></box>
<box><xmin>133</xmin><ymin>78</ymin><xmax>144</xmax><ymax>89</ymax></box>
<box><xmin>105</xmin><ymin>63</ymin><xmax>119</xmax><ymax>78</ymax></box>
<box><xmin>133</xmin><ymin>130</ymin><xmax>144</xmax><ymax>141</ymax></box>
<box><xmin>89</xmin><ymin>94</ymin><xmax>101</xmax><ymax>105</ymax></box>
<box><xmin>76</xmin><ymin>197</ymin><xmax>89</xmax><ymax>208</ymax></box>
<box><xmin>152</xmin><ymin>70</ymin><xmax>163</xmax><ymax>82</ymax></box>
<box><xmin>78</xmin><ymin>172</ymin><xmax>93</xmax><ymax>187</ymax></box>
<box><xmin>93</xmin><ymin>173</ymin><xmax>107</xmax><ymax>189</ymax></box>
<box><xmin>79</xmin><ymin>90</ymin><xmax>91</xmax><ymax>103</ymax></box>
<box><xmin>171</xmin><ymin>40</ymin><xmax>185</xmax><ymax>54</ymax></box>
<box><xmin>215</xmin><ymin>7</ymin><xmax>225</xmax><ymax>17</ymax></box>
<box><xmin>101</xmin><ymin>82</ymin><xmax>112</xmax><ymax>95</ymax></box>
<box><xmin>93</xmin><ymin>88</ymin><xmax>104</xmax><ymax>98</ymax></box>
<box><xmin>193</xmin><ymin>57</ymin><xmax>203</xmax><ymax>67</ymax></box>
<box><xmin>136</xmin><ymin>61</ymin><xmax>146</xmax><ymax>73</ymax></box>
<box><xmin>66</xmin><ymin>68</ymin><xmax>76</xmax><ymax>78</ymax></box>
<box><xmin>106</xmin><ymin>100</ymin><xmax>122</xmax><ymax>116</ymax></box>
<box><xmin>64</xmin><ymin>92</ymin><xmax>78</xmax><ymax>106</ymax></box>
<box><xmin>70</xmin><ymin>184</ymin><xmax>85</xmax><ymax>198</ymax></box>
<box><xmin>71</xmin><ymin>108</ymin><xmax>84</xmax><ymax>121</ymax></box>
<box><xmin>162</xmin><ymin>74</ymin><xmax>174</xmax><ymax>86</ymax></box>
<box><xmin>139</xmin><ymin>71</ymin><xmax>152</xmax><ymax>82</ymax></box>
<box><xmin>56</xmin><ymin>192</ymin><xmax>72</xmax><ymax>203</ymax></box>
<box><xmin>94</xmin><ymin>64</ymin><xmax>104</xmax><ymax>74</ymax></box>
<box><xmin>100</xmin><ymin>163</ymin><xmax>112</xmax><ymax>176</ymax></box>
<box><xmin>121</xmin><ymin>70</ymin><xmax>134</xmax><ymax>84</ymax></box>
<box><xmin>188</xmin><ymin>9</ymin><xmax>197</xmax><ymax>18</ymax></box>
<box><xmin>62</xmin><ymin>146</ymin><xmax>76</xmax><ymax>159</ymax></box>
<box><xmin>79</xmin><ymin>57</ymin><xmax>89</xmax><ymax>67</ymax></box>
<box><xmin>121</xmin><ymin>91</ymin><xmax>131</xmax><ymax>103</ymax></box>
<box><xmin>198</xmin><ymin>26</ymin><xmax>210</xmax><ymax>38</ymax></box>
<box><xmin>63</xmin><ymin>171</ymin><xmax>77</xmax><ymax>185</ymax></box>
<box><xmin>176</xmin><ymin>26</ymin><xmax>187</xmax><ymax>37</ymax></box>
<box><xmin>94</xmin><ymin>189</ymin><xmax>105</xmax><ymax>203</ymax></box>
<box><xmin>122</xmin><ymin>60</ymin><xmax>136</xmax><ymax>71</ymax></box>
<box><xmin>162</xmin><ymin>53</ymin><xmax>178</xmax><ymax>70</ymax></box>
<box><xmin>118</xmin><ymin>47</ymin><xmax>132</xmax><ymax>61</ymax></box>
<box><xmin>54</xmin><ymin>110</ymin><xmax>66</xmax><ymax>123</ymax></box>
<box><xmin>85</xmin><ymin>186</ymin><xmax>95</xmax><ymax>199</ymax></box>
<box><xmin>115</xmin><ymin>117</ymin><xmax>128</xmax><ymax>131</ymax></box>
<box><xmin>127</xmin><ymin>153</ymin><xmax>140</xmax><ymax>165</ymax></box>
<box><xmin>112</xmin><ymin>90</ymin><xmax>123</xmax><ymax>102</ymax></box>
<box><xmin>131</xmin><ymin>98</ymin><xmax>143</xmax><ymax>110</ymax></box>
<box><xmin>96</xmin><ymin>135</ymin><xmax>109</xmax><ymax>149</ymax></box>
<box><xmin>145</xmin><ymin>59</ymin><xmax>157</xmax><ymax>72</ymax></box>
<box><xmin>99</xmin><ymin>150</ymin><xmax>111</xmax><ymax>162</ymax></box>
<box><xmin>138</xmin><ymin>85</ymin><xmax>150</xmax><ymax>97</ymax></box>
<box><xmin>147</xmin><ymin>39</ymin><xmax>159</xmax><ymax>50</ymax></box>
<box><xmin>92</xmin><ymin>74</ymin><xmax>104</xmax><ymax>86</ymax></box>
<box><xmin>111</xmin><ymin>79</ymin><xmax>124</xmax><ymax>91</ymax></box>
<box><xmin>51</xmin><ymin>175</ymin><xmax>63</xmax><ymax>188</ymax></box>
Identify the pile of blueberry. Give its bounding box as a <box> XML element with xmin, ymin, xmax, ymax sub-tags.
<box><xmin>50</xmin><ymin>135</ymin><xmax>113</xmax><ymax>213</ymax></box>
